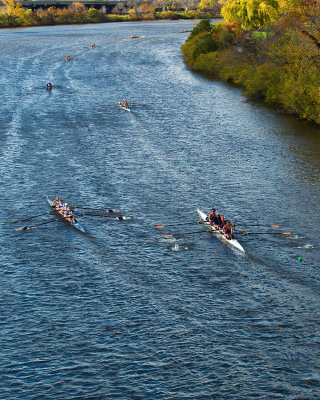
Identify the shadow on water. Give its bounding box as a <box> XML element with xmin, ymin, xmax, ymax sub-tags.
<box><xmin>245</xmin><ymin>247</ymin><xmax>320</xmax><ymax>296</ymax></box>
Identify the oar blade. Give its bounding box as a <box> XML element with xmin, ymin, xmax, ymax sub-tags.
<box><xmin>14</xmin><ymin>226</ymin><xmax>28</xmax><ymax>231</ymax></box>
<box><xmin>14</xmin><ymin>218</ymin><xmax>58</xmax><ymax>232</ymax></box>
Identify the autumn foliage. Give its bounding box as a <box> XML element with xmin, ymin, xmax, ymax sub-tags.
<box><xmin>0</xmin><ymin>0</ymin><xmax>219</xmax><ymax>27</ymax></box>
<box><xmin>181</xmin><ymin>1</ymin><xmax>320</xmax><ymax>124</ymax></box>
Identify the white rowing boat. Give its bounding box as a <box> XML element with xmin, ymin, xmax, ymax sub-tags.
<box><xmin>197</xmin><ymin>209</ymin><xmax>245</xmax><ymax>253</ymax></box>
<box><xmin>46</xmin><ymin>197</ymin><xmax>86</xmax><ymax>233</ymax></box>
<box><xmin>118</xmin><ymin>101</ymin><xmax>131</xmax><ymax>112</ymax></box>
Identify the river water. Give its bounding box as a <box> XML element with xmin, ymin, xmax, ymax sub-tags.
<box><xmin>0</xmin><ymin>20</ymin><xmax>320</xmax><ymax>399</ymax></box>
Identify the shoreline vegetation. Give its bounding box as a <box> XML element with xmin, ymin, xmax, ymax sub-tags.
<box><xmin>0</xmin><ymin>0</ymin><xmax>220</xmax><ymax>28</ymax></box>
<box><xmin>181</xmin><ymin>1</ymin><xmax>320</xmax><ymax>125</ymax></box>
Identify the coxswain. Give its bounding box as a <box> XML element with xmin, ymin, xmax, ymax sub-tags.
<box><xmin>46</xmin><ymin>81</ymin><xmax>52</xmax><ymax>90</ymax></box>
<box><xmin>65</xmin><ymin>55</ymin><xmax>71</xmax><ymax>61</ymax></box>
<box><xmin>222</xmin><ymin>220</ymin><xmax>233</xmax><ymax>240</ymax></box>
<box><xmin>90</xmin><ymin>44</ymin><xmax>96</xmax><ymax>48</ymax></box>
<box><xmin>208</xmin><ymin>208</ymin><xmax>216</xmax><ymax>224</ymax></box>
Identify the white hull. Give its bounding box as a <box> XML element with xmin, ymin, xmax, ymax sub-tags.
<box><xmin>118</xmin><ymin>103</ymin><xmax>131</xmax><ymax>112</ymax></box>
<box><xmin>197</xmin><ymin>209</ymin><xmax>245</xmax><ymax>253</ymax></box>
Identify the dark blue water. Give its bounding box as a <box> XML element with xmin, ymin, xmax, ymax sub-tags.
<box><xmin>1</xmin><ymin>21</ymin><xmax>320</xmax><ymax>399</ymax></box>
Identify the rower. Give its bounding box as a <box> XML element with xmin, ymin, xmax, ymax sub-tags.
<box><xmin>218</xmin><ymin>215</ymin><xmax>226</xmax><ymax>231</ymax></box>
<box><xmin>65</xmin><ymin>55</ymin><xmax>71</xmax><ymax>61</ymax></box>
<box><xmin>62</xmin><ymin>203</ymin><xmax>69</xmax><ymax>216</ymax></box>
<box><xmin>67</xmin><ymin>206</ymin><xmax>76</xmax><ymax>222</ymax></box>
<box><xmin>222</xmin><ymin>220</ymin><xmax>233</xmax><ymax>240</ymax></box>
<box><xmin>52</xmin><ymin>195</ymin><xmax>60</xmax><ymax>207</ymax></box>
<box><xmin>56</xmin><ymin>199</ymin><xmax>63</xmax><ymax>210</ymax></box>
<box><xmin>46</xmin><ymin>82</ymin><xmax>52</xmax><ymax>90</ymax></box>
<box><xmin>212</xmin><ymin>213</ymin><xmax>221</xmax><ymax>230</ymax></box>
<box><xmin>208</xmin><ymin>208</ymin><xmax>216</xmax><ymax>224</ymax></box>
<box><xmin>120</xmin><ymin>99</ymin><xmax>129</xmax><ymax>108</ymax></box>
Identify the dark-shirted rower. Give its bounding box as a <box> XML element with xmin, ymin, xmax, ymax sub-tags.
<box><xmin>212</xmin><ymin>213</ymin><xmax>221</xmax><ymax>230</ymax></box>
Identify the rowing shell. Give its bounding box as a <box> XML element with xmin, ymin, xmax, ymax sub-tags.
<box><xmin>197</xmin><ymin>209</ymin><xmax>245</xmax><ymax>253</ymax></box>
<box><xmin>118</xmin><ymin>102</ymin><xmax>131</xmax><ymax>112</ymax></box>
<box><xmin>46</xmin><ymin>197</ymin><xmax>86</xmax><ymax>233</ymax></box>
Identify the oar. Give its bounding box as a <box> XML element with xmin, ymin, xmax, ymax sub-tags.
<box><xmin>237</xmin><ymin>231</ymin><xmax>292</xmax><ymax>235</ymax></box>
<box><xmin>163</xmin><ymin>230</ymin><xmax>210</xmax><ymax>238</ymax></box>
<box><xmin>72</xmin><ymin>206</ymin><xmax>121</xmax><ymax>214</ymax></box>
<box><xmin>8</xmin><ymin>212</ymin><xmax>52</xmax><ymax>223</ymax></box>
<box><xmin>233</xmin><ymin>223</ymin><xmax>281</xmax><ymax>227</ymax></box>
<box><xmin>15</xmin><ymin>219</ymin><xmax>58</xmax><ymax>231</ymax></box>
<box><xmin>155</xmin><ymin>221</ymin><xmax>203</xmax><ymax>228</ymax></box>
<box><xmin>78</xmin><ymin>213</ymin><xmax>131</xmax><ymax>220</ymax></box>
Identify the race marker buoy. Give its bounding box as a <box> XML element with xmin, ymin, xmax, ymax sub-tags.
<box><xmin>298</xmin><ymin>257</ymin><xmax>302</xmax><ymax>262</ymax></box>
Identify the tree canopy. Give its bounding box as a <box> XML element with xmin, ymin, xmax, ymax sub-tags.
<box><xmin>221</xmin><ymin>0</ymin><xmax>280</xmax><ymax>29</ymax></box>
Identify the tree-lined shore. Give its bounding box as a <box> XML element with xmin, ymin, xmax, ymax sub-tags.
<box><xmin>0</xmin><ymin>0</ymin><xmax>219</xmax><ymax>27</ymax></box>
<box><xmin>181</xmin><ymin>1</ymin><xmax>320</xmax><ymax>125</ymax></box>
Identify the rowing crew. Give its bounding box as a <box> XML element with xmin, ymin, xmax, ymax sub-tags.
<box><xmin>207</xmin><ymin>208</ymin><xmax>233</xmax><ymax>240</ymax></box>
<box><xmin>52</xmin><ymin>195</ymin><xmax>76</xmax><ymax>223</ymax></box>
<box><xmin>119</xmin><ymin>99</ymin><xmax>130</xmax><ymax>109</ymax></box>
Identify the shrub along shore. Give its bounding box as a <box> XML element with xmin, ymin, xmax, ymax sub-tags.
<box><xmin>0</xmin><ymin>2</ymin><xmax>217</xmax><ymax>28</ymax></box>
<box><xmin>181</xmin><ymin>14</ymin><xmax>320</xmax><ymax>125</ymax></box>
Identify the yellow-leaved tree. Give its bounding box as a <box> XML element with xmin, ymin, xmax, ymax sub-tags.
<box><xmin>198</xmin><ymin>0</ymin><xmax>217</xmax><ymax>11</ymax></box>
<box><xmin>221</xmin><ymin>0</ymin><xmax>280</xmax><ymax>29</ymax></box>
<box><xmin>1</xmin><ymin>0</ymin><xmax>24</xmax><ymax>16</ymax></box>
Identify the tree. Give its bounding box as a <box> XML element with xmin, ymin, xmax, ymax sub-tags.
<box><xmin>138</xmin><ymin>3</ymin><xmax>155</xmax><ymax>14</ymax></box>
<box><xmin>187</xmin><ymin>18</ymin><xmax>212</xmax><ymax>40</ymax></box>
<box><xmin>127</xmin><ymin>0</ymin><xmax>138</xmax><ymax>10</ymax></box>
<box><xmin>221</xmin><ymin>0</ymin><xmax>280</xmax><ymax>29</ymax></box>
<box><xmin>1</xmin><ymin>0</ymin><xmax>24</xmax><ymax>17</ymax></box>
<box><xmin>128</xmin><ymin>8</ymin><xmax>138</xmax><ymax>18</ymax></box>
<box><xmin>198</xmin><ymin>0</ymin><xmax>218</xmax><ymax>12</ymax></box>
<box><xmin>111</xmin><ymin>3</ymin><xmax>127</xmax><ymax>14</ymax></box>
<box><xmin>68</xmin><ymin>2</ymin><xmax>88</xmax><ymax>14</ymax></box>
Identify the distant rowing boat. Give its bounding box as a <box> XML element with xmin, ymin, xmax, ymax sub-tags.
<box><xmin>118</xmin><ymin>100</ymin><xmax>130</xmax><ymax>112</ymax></box>
<box><xmin>197</xmin><ymin>209</ymin><xmax>245</xmax><ymax>253</ymax></box>
<box><xmin>46</xmin><ymin>197</ymin><xmax>86</xmax><ymax>233</ymax></box>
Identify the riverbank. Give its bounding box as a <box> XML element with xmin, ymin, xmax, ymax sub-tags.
<box><xmin>181</xmin><ymin>19</ymin><xmax>320</xmax><ymax>125</ymax></box>
<box><xmin>0</xmin><ymin>6</ymin><xmax>218</xmax><ymax>28</ymax></box>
